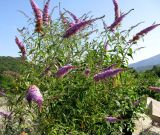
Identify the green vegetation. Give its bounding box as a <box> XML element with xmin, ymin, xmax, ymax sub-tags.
<box><xmin>0</xmin><ymin>0</ymin><xmax>160</xmax><ymax>135</ymax></box>
<box><xmin>0</xmin><ymin>56</ymin><xmax>22</xmax><ymax>73</ymax></box>
<box><xmin>0</xmin><ymin>56</ymin><xmax>23</xmax><ymax>89</ymax></box>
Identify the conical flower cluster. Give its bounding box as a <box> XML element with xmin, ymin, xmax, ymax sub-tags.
<box><xmin>26</xmin><ymin>85</ymin><xmax>43</xmax><ymax>111</ymax></box>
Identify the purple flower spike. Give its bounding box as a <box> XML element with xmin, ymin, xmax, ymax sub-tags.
<box><xmin>113</xmin><ymin>0</ymin><xmax>120</xmax><ymax>20</ymax></box>
<box><xmin>129</xmin><ymin>24</ymin><xmax>160</xmax><ymax>43</ymax></box>
<box><xmin>43</xmin><ymin>0</ymin><xmax>50</xmax><ymax>25</ymax></box>
<box><xmin>64</xmin><ymin>9</ymin><xmax>80</xmax><ymax>23</ymax></box>
<box><xmin>63</xmin><ymin>15</ymin><xmax>105</xmax><ymax>38</ymax></box>
<box><xmin>26</xmin><ymin>85</ymin><xmax>43</xmax><ymax>112</ymax></box>
<box><xmin>15</xmin><ymin>37</ymin><xmax>26</xmax><ymax>58</ymax></box>
<box><xmin>30</xmin><ymin>0</ymin><xmax>43</xmax><ymax>32</ymax></box>
<box><xmin>105</xmin><ymin>116</ymin><xmax>120</xmax><ymax>123</ymax></box>
<box><xmin>148</xmin><ymin>86</ymin><xmax>160</xmax><ymax>93</ymax></box>
<box><xmin>0</xmin><ymin>111</ymin><xmax>12</xmax><ymax>119</ymax></box>
<box><xmin>55</xmin><ymin>65</ymin><xmax>76</xmax><ymax>78</ymax></box>
<box><xmin>107</xmin><ymin>9</ymin><xmax>134</xmax><ymax>31</ymax></box>
<box><xmin>94</xmin><ymin>68</ymin><xmax>124</xmax><ymax>82</ymax></box>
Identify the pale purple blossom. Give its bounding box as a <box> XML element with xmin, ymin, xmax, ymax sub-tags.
<box><xmin>63</xmin><ymin>15</ymin><xmax>105</xmax><ymax>38</ymax></box>
<box><xmin>30</xmin><ymin>0</ymin><xmax>43</xmax><ymax>32</ymax></box>
<box><xmin>129</xmin><ymin>24</ymin><xmax>160</xmax><ymax>42</ymax></box>
<box><xmin>26</xmin><ymin>85</ymin><xmax>43</xmax><ymax>111</ymax></box>
<box><xmin>15</xmin><ymin>37</ymin><xmax>26</xmax><ymax>58</ymax></box>
<box><xmin>113</xmin><ymin>0</ymin><xmax>120</xmax><ymax>20</ymax></box>
<box><xmin>148</xmin><ymin>86</ymin><xmax>160</xmax><ymax>93</ymax></box>
<box><xmin>30</xmin><ymin>0</ymin><xmax>42</xmax><ymax>20</ymax></box>
<box><xmin>107</xmin><ymin>9</ymin><xmax>133</xmax><ymax>31</ymax></box>
<box><xmin>94</xmin><ymin>68</ymin><xmax>124</xmax><ymax>82</ymax></box>
<box><xmin>55</xmin><ymin>65</ymin><xmax>76</xmax><ymax>78</ymax></box>
<box><xmin>105</xmin><ymin>116</ymin><xmax>120</xmax><ymax>123</ymax></box>
<box><xmin>43</xmin><ymin>0</ymin><xmax>50</xmax><ymax>25</ymax></box>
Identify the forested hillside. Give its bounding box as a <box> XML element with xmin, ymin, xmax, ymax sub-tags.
<box><xmin>0</xmin><ymin>56</ymin><xmax>22</xmax><ymax>73</ymax></box>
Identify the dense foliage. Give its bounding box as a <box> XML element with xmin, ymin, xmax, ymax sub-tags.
<box><xmin>0</xmin><ymin>56</ymin><xmax>23</xmax><ymax>90</ymax></box>
<box><xmin>0</xmin><ymin>56</ymin><xmax>22</xmax><ymax>73</ymax></box>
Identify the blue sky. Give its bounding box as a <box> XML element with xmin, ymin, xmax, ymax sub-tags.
<box><xmin>0</xmin><ymin>0</ymin><xmax>160</xmax><ymax>63</ymax></box>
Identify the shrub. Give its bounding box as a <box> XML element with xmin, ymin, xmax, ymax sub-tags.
<box><xmin>1</xmin><ymin>0</ymin><xmax>159</xmax><ymax>134</ymax></box>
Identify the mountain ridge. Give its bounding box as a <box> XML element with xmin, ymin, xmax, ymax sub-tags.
<box><xmin>129</xmin><ymin>54</ymin><xmax>160</xmax><ymax>71</ymax></box>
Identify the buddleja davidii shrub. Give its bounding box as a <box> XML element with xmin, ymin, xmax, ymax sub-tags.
<box><xmin>3</xmin><ymin>0</ymin><xmax>160</xmax><ymax>135</ymax></box>
<box><xmin>8</xmin><ymin>2</ymin><xmax>105</xmax><ymax>135</ymax></box>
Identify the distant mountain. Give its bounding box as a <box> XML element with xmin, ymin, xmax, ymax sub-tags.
<box><xmin>129</xmin><ymin>54</ymin><xmax>160</xmax><ymax>71</ymax></box>
<box><xmin>0</xmin><ymin>56</ymin><xmax>22</xmax><ymax>73</ymax></box>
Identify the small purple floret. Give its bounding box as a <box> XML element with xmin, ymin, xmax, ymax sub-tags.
<box><xmin>105</xmin><ymin>116</ymin><xmax>119</xmax><ymax>123</ymax></box>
